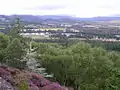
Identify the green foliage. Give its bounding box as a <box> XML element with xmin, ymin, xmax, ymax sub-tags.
<box><xmin>33</xmin><ymin>42</ymin><xmax>62</xmax><ymax>55</ymax></box>
<box><xmin>85</xmin><ymin>40</ymin><xmax>120</xmax><ymax>51</ymax></box>
<box><xmin>18</xmin><ymin>81</ymin><xmax>29</xmax><ymax>90</ymax></box>
<box><xmin>0</xmin><ymin>33</ymin><xmax>9</xmax><ymax>63</ymax></box>
<box><xmin>35</xmin><ymin>42</ymin><xmax>120</xmax><ymax>90</ymax></box>
<box><xmin>8</xmin><ymin>17</ymin><xmax>23</xmax><ymax>38</ymax></box>
<box><xmin>5</xmin><ymin>38</ymin><xmax>27</xmax><ymax>69</ymax></box>
<box><xmin>6</xmin><ymin>38</ymin><xmax>26</xmax><ymax>60</ymax></box>
<box><xmin>0</xmin><ymin>33</ymin><xmax>9</xmax><ymax>50</ymax></box>
<box><xmin>0</xmin><ymin>50</ymin><xmax>6</xmax><ymax>63</ymax></box>
<box><xmin>0</xmin><ymin>18</ymin><xmax>27</xmax><ymax>69</ymax></box>
<box><xmin>7</xmin><ymin>60</ymin><xmax>27</xmax><ymax>70</ymax></box>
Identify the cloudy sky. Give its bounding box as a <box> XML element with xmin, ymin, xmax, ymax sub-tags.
<box><xmin>0</xmin><ymin>0</ymin><xmax>120</xmax><ymax>17</ymax></box>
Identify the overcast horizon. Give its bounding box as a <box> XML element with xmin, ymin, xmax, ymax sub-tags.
<box><xmin>0</xmin><ymin>0</ymin><xmax>120</xmax><ymax>18</ymax></box>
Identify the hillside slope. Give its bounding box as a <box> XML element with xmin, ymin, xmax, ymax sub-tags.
<box><xmin>0</xmin><ymin>66</ymin><xmax>68</xmax><ymax>90</ymax></box>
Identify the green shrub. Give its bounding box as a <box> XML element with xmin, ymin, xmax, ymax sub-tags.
<box><xmin>18</xmin><ymin>81</ymin><xmax>29</xmax><ymax>90</ymax></box>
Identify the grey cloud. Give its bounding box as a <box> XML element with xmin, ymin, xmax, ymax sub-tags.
<box><xmin>27</xmin><ymin>5</ymin><xmax>67</xmax><ymax>10</ymax></box>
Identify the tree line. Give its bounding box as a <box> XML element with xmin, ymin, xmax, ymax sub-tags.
<box><xmin>33</xmin><ymin>42</ymin><xmax>120</xmax><ymax>90</ymax></box>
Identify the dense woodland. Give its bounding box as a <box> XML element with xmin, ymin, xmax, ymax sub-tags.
<box><xmin>1</xmin><ymin>19</ymin><xmax>120</xmax><ymax>90</ymax></box>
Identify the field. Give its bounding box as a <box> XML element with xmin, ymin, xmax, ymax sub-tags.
<box><xmin>39</xmin><ymin>28</ymin><xmax>65</xmax><ymax>31</ymax></box>
<box><xmin>22</xmin><ymin>35</ymin><xmax>50</xmax><ymax>39</ymax></box>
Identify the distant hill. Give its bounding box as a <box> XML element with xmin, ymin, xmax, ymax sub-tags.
<box><xmin>92</xmin><ymin>16</ymin><xmax>120</xmax><ymax>21</ymax></box>
<box><xmin>1</xmin><ymin>15</ymin><xmax>120</xmax><ymax>23</ymax></box>
<box><xmin>0</xmin><ymin>15</ymin><xmax>79</xmax><ymax>24</ymax></box>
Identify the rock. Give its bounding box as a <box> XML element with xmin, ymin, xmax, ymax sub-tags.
<box><xmin>0</xmin><ymin>77</ymin><xmax>14</xmax><ymax>90</ymax></box>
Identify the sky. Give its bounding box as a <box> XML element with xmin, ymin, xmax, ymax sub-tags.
<box><xmin>0</xmin><ymin>0</ymin><xmax>120</xmax><ymax>17</ymax></box>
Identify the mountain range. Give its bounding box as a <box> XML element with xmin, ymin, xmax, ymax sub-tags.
<box><xmin>1</xmin><ymin>15</ymin><xmax>120</xmax><ymax>23</ymax></box>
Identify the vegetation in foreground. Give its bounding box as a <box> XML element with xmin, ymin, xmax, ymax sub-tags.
<box><xmin>34</xmin><ymin>42</ymin><xmax>120</xmax><ymax>90</ymax></box>
<box><xmin>0</xmin><ymin>19</ymin><xmax>67</xmax><ymax>90</ymax></box>
<box><xmin>1</xmin><ymin>30</ymin><xmax>120</xmax><ymax>89</ymax></box>
<box><xmin>1</xmin><ymin>18</ymin><xmax>120</xmax><ymax>90</ymax></box>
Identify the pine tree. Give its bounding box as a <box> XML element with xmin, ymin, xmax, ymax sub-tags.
<box><xmin>5</xmin><ymin>38</ymin><xmax>27</xmax><ymax>69</ymax></box>
<box><xmin>8</xmin><ymin>17</ymin><xmax>24</xmax><ymax>39</ymax></box>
